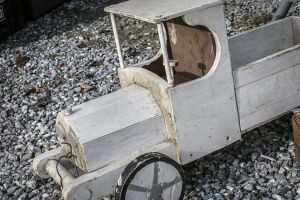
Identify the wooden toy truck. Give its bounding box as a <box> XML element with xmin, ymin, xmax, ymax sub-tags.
<box><xmin>33</xmin><ymin>0</ymin><xmax>300</xmax><ymax>199</ymax></box>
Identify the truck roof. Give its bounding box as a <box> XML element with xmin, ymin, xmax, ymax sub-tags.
<box><xmin>104</xmin><ymin>0</ymin><xmax>222</xmax><ymax>24</ymax></box>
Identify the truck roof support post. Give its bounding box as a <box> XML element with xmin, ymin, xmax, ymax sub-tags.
<box><xmin>110</xmin><ymin>13</ymin><xmax>125</xmax><ymax>68</ymax></box>
<box><xmin>157</xmin><ymin>23</ymin><xmax>174</xmax><ymax>87</ymax></box>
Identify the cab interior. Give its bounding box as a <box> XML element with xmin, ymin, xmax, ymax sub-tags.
<box><xmin>142</xmin><ymin>17</ymin><xmax>217</xmax><ymax>86</ymax></box>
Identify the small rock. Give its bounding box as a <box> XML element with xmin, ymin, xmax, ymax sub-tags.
<box><xmin>7</xmin><ymin>186</ymin><xmax>17</xmax><ymax>194</ymax></box>
<box><xmin>26</xmin><ymin>180</ymin><xmax>37</xmax><ymax>189</ymax></box>
<box><xmin>243</xmin><ymin>182</ymin><xmax>254</xmax><ymax>192</ymax></box>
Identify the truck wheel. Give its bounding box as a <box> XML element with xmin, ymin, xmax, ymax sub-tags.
<box><xmin>115</xmin><ymin>152</ymin><xmax>185</xmax><ymax>200</ymax></box>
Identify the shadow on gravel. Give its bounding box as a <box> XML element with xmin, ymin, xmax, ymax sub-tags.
<box><xmin>0</xmin><ymin>0</ymin><xmax>125</xmax><ymax>51</ymax></box>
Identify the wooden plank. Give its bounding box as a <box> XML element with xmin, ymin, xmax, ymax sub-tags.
<box><xmin>237</xmin><ymin>66</ymin><xmax>300</xmax><ymax>132</ymax></box>
<box><xmin>69</xmin><ymin>86</ymin><xmax>162</xmax><ymax>142</ymax></box>
<box><xmin>229</xmin><ymin>18</ymin><xmax>294</xmax><ymax>69</ymax></box>
<box><xmin>104</xmin><ymin>0</ymin><xmax>221</xmax><ymax>23</ymax></box>
<box><xmin>58</xmin><ymin>85</ymin><xmax>167</xmax><ymax>172</ymax></box>
<box><xmin>85</xmin><ymin>116</ymin><xmax>166</xmax><ymax>172</ymax></box>
<box><xmin>235</xmin><ymin>46</ymin><xmax>300</xmax><ymax>132</ymax></box>
<box><xmin>234</xmin><ymin>45</ymin><xmax>300</xmax><ymax>88</ymax></box>
<box><xmin>66</xmin><ymin>85</ymin><xmax>153</xmax><ymax>125</ymax></box>
<box><xmin>170</xmin><ymin>5</ymin><xmax>241</xmax><ymax>165</ymax></box>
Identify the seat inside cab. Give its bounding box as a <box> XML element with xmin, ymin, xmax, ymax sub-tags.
<box><xmin>142</xmin><ymin>17</ymin><xmax>217</xmax><ymax>85</ymax></box>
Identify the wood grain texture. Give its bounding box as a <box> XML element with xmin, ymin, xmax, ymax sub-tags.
<box><xmin>170</xmin><ymin>5</ymin><xmax>241</xmax><ymax>165</ymax></box>
<box><xmin>58</xmin><ymin>85</ymin><xmax>167</xmax><ymax>172</ymax></box>
<box><xmin>229</xmin><ymin>18</ymin><xmax>294</xmax><ymax>69</ymax></box>
<box><xmin>235</xmin><ymin>45</ymin><xmax>300</xmax><ymax>132</ymax></box>
<box><xmin>233</xmin><ymin>17</ymin><xmax>300</xmax><ymax>132</ymax></box>
<box><xmin>105</xmin><ymin>0</ymin><xmax>221</xmax><ymax>23</ymax></box>
<box><xmin>118</xmin><ymin>67</ymin><xmax>181</xmax><ymax>161</ymax></box>
<box><xmin>234</xmin><ymin>45</ymin><xmax>300</xmax><ymax>88</ymax></box>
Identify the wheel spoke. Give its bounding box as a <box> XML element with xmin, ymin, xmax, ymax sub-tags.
<box><xmin>128</xmin><ymin>184</ymin><xmax>149</xmax><ymax>192</ymax></box>
<box><xmin>161</xmin><ymin>176</ymin><xmax>182</xmax><ymax>190</ymax></box>
<box><xmin>152</xmin><ymin>162</ymin><xmax>159</xmax><ymax>186</ymax></box>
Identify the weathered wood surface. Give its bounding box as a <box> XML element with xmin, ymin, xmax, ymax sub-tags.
<box><xmin>104</xmin><ymin>0</ymin><xmax>221</xmax><ymax>23</ymax></box>
<box><xmin>233</xmin><ymin>17</ymin><xmax>300</xmax><ymax>132</ymax></box>
<box><xmin>235</xmin><ymin>44</ymin><xmax>300</xmax><ymax>132</ymax></box>
<box><xmin>118</xmin><ymin>67</ymin><xmax>181</xmax><ymax>161</ymax></box>
<box><xmin>63</xmin><ymin>142</ymin><xmax>177</xmax><ymax>200</ymax></box>
<box><xmin>57</xmin><ymin>85</ymin><xmax>167</xmax><ymax>172</ymax></box>
<box><xmin>229</xmin><ymin>18</ymin><xmax>295</xmax><ymax>69</ymax></box>
<box><xmin>170</xmin><ymin>5</ymin><xmax>241</xmax><ymax>165</ymax></box>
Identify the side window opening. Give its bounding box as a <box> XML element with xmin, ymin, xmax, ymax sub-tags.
<box><xmin>142</xmin><ymin>17</ymin><xmax>217</xmax><ymax>86</ymax></box>
<box><xmin>165</xmin><ymin>18</ymin><xmax>217</xmax><ymax>85</ymax></box>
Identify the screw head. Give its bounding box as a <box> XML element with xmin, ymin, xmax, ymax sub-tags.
<box><xmin>63</xmin><ymin>107</ymin><xmax>73</xmax><ymax>116</ymax></box>
<box><xmin>75</xmin><ymin>188</ymin><xmax>91</xmax><ymax>200</ymax></box>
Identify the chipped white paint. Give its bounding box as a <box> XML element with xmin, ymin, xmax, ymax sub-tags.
<box><xmin>233</xmin><ymin>17</ymin><xmax>300</xmax><ymax>132</ymax></box>
<box><xmin>104</xmin><ymin>0</ymin><xmax>222</xmax><ymax>24</ymax></box>
<box><xmin>118</xmin><ymin>67</ymin><xmax>181</xmax><ymax>162</ymax></box>
<box><xmin>57</xmin><ymin>85</ymin><xmax>167</xmax><ymax>172</ymax></box>
<box><xmin>170</xmin><ymin>4</ymin><xmax>241</xmax><ymax>165</ymax></box>
<box><xmin>229</xmin><ymin>18</ymin><xmax>296</xmax><ymax>69</ymax></box>
<box><xmin>232</xmin><ymin>17</ymin><xmax>300</xmax><ymax>132</ymax></box>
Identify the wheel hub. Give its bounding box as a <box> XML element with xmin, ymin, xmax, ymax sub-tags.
<box><xmin>148</xmin><ymin>184</ymin><xmax>163</xmax><ymax>200</ymax></box>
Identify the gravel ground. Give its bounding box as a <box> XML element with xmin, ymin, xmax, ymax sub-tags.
<box><xmin>0</xmin><ymin>0</ymin><xmax>300</xmax><ymax>199</ymax></box>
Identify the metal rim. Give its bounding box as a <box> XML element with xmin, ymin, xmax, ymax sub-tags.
<box><xmin>115</xmin><ymin>152</ymin><xmax>186</xmax><ymax>200</ymax></box>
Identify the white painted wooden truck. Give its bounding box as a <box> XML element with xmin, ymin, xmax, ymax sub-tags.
<box><xmin>33</xmin><ymin>0</ymin><xmax>300</xmax><ymax>199</ymax></box>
